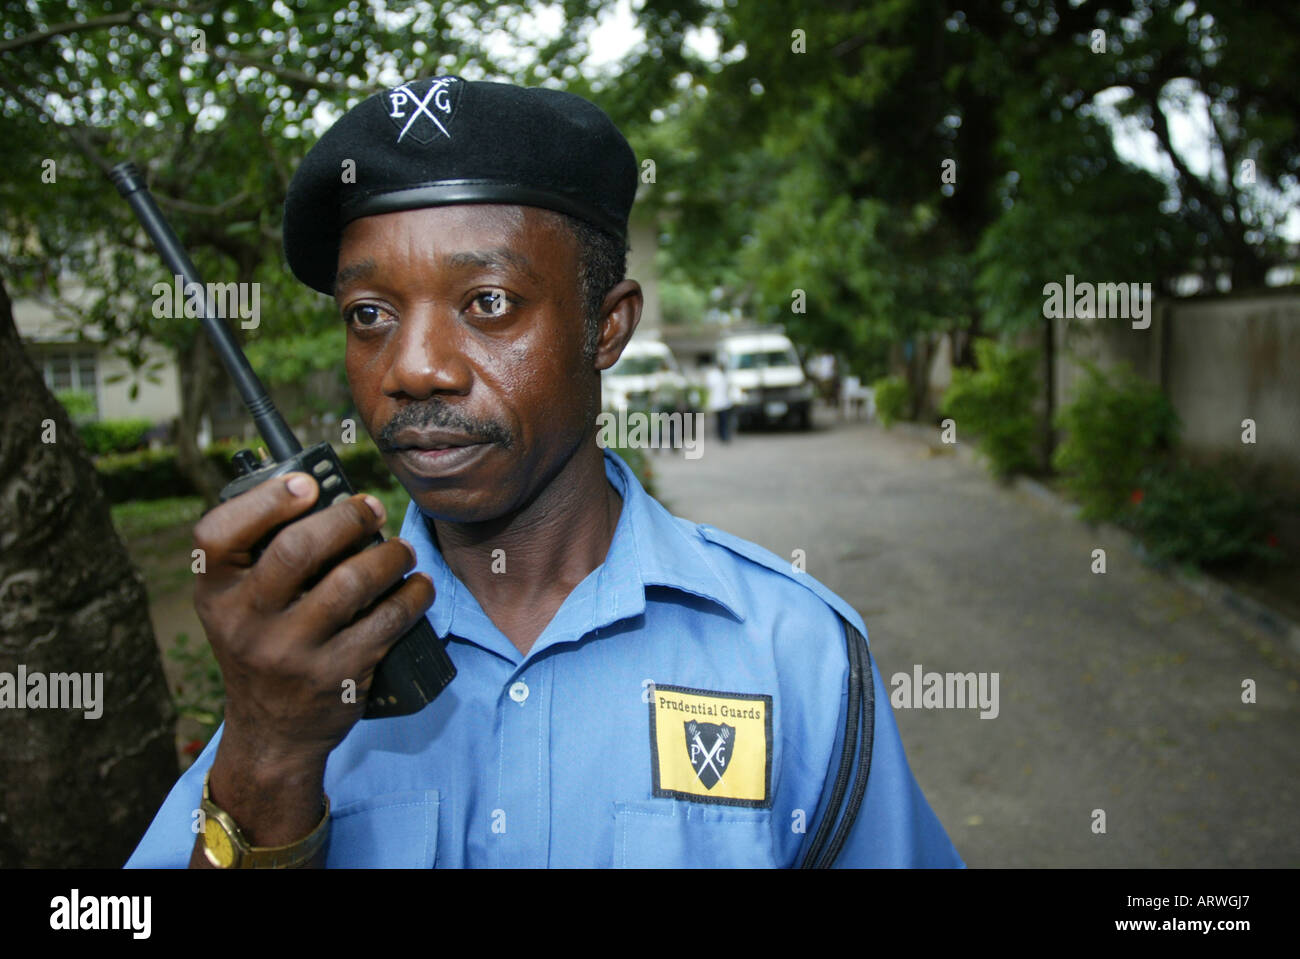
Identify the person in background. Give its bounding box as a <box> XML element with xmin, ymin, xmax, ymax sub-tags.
<box><xmin>704</xmin><ymin>359</ymin><xmax>734</xmax><ymax>444</ymax></box>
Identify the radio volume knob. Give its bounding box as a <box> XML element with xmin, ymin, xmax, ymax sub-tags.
<box><xmin>232</xmin><ymin>449</ymin><xmax>260</xmax><ymax>476</ymax></box>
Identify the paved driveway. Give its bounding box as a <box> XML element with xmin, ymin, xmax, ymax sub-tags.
<box><xmin>650</xmin><ymin>409</ymin><xmax>1299</xmax><ymax>866</ymax></box>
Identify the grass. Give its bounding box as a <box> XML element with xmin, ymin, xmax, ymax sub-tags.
<box><xmin>110</xmin><ymin>496</ymin><xmax>206</xmax><ymax>541</ymax></box>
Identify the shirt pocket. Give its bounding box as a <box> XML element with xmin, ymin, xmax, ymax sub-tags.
<box><xmin>613</xmin><ymin>798</ymin><xmax>778</xmax><ymax>868</ymax></box>
<box><xmin>327</xmin><ymin>789</ymin><xmax>440</xmax><ymax>868</ymax></box>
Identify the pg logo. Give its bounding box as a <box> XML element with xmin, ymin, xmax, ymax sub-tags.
<box><xmin>686</xmin><ymin>721</ymin><xmax>734</xmax><ymax>789</ymax></box>
<box><xmin>385</xmin><ymin>77</ymin><xmax>462</xmax><ymax>144</ymax></box>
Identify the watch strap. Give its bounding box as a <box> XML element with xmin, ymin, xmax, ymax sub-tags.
<box><xmin>201</xmin><ymin>771</ymin><xmax>331</xmax><ymax>868</ymax></box>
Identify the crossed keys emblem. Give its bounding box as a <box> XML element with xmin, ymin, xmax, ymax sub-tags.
<box><xmin>685</xmin><ymin>721</ymin><xmax>734</xmax><ymax>789</ymax></box>
<box><xmin>386</xmin><ymin>77</ymin><xmax>459</xmax><ymax>144</ymax></box>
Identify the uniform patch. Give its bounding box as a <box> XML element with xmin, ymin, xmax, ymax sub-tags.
<box><xmin>649</xmin><ymin>684</ymin><xmax>772</xmax><ymax>807</ymax></box>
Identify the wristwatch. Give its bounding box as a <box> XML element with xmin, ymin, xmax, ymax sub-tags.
<box><xmin>201</xmin><ymin>771</ymin><xmax>331</xmax><ymax>868</ymax></box>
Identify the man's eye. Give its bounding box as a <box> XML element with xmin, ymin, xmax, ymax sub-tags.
<box><xmin>471</xmin><ymin>291</ymin><xmax>511</xmax><ymax>317</ymax></box>
<box><xmin>346</xmin><ymin>304</ymin><xmax>388</xmax><ymax>327</ymax></box>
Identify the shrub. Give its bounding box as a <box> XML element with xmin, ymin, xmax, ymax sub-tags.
<box><xmin>940</xmin><ymin>339</ymin><xmax>1039</xmax><ymax>480</ymax></box>
<box><xmin>871</xmin><ymin>375</ymin><xmax>909</xmax><ymax>428</ymax></box>
<box><xmin>1052</xmin><ymin>362</ymin><xmax>1179</xmax><ymax>522</ymax></box>
<box><xmin>79</xmin><ymin>417</ymin><xmax>154</xmax><ymax>455</ymax></box>
<box><xmin>609</xmin><ymin>442</ymin><xmax>655</xmax><ymax>497</ymax></box>
<box><xmin>337</xmin><ymin>441</ymin><xmax>398</xmax><ymax>492</ymax></box>
<box><xmin>55</xmin><ymin>389</ymin><xmax>97</xmax><ymax>426</ymax></box>
<box><xmin>1124</xmin><ymin>461</ymin><xmax>1280</xmax><ymax>569</ymax></box>
<box><xmin>96</xmin><ymin>438</ymin><xmax>400</xmax><ymax>503</ymax></box>
<box><xmin>96</xmin><ymin>448</ymin><xmax>195</xmax><ymax>502</ymax></box>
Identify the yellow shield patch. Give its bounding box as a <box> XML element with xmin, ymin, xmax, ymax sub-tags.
<box><xmin>649</xmin><ymin>684</ymin><xmax>772</xmax><ymax>807</ymax></box>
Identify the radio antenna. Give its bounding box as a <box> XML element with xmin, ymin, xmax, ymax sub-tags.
<box><xmin>109</xmin><ymin>161</ymin><xmax>301</xmax><ymax>461</ymax></box>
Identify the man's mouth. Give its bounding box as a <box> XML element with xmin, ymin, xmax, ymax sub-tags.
<box><xmin>387</xmin><ymin>428</ymin><xmax>492</xmax><ymax>478</ymax></box>
<box><xmin>388</xmin><ymin>427</ymin><xmax>483</xmax><ymax>451</ymax></box>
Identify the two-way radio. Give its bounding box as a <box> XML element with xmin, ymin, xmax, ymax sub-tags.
<box><xmin>110</xmin><ymin>161</ymin><xmax>456</xmax><ymax>719</ymax></box>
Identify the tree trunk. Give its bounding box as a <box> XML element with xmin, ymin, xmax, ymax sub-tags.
<box><xmin>174</xmin><ymin>332</ymin><xmax>228</xmax><ymax>506</ymax></box>
<box><xmin>908</xmin><ymin>334</ymin><xmax>936</xmax><ymax>421</ymax></box>
<box><xmin>954</xmin><ymin>311</ymin><xmax>982</xmax><ymax>369</ymax></box>
<box><xmin>0</xmin><ymin>274</ymin><xmax>179</xmax><ymax>867</ymax></box>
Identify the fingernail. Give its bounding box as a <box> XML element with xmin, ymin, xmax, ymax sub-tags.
<box><xmin>396</xmin><ymin>537</ymin><xmax>417</xmax><ymax>562</ymax></box>
<box><xmin>363</xmin><ymin>495</ymin><xmax>385</xmax><ymax>520</ymax></box>
<box><xmin>287</xmin><ymin>474</ymin><xmax>315</xmax><ymax>497</ymax></box>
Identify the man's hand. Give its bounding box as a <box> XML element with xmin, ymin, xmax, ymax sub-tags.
<box><xmin>187</xmin><ymin>472</ymin><xmax>434</xmax><ymax>867</ymax></box>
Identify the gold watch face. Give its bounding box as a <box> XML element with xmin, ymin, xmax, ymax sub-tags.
<box><xmin>203</xmin><ymin>816</ymin><xmax>237</xmax><ymax>868</ymax></box>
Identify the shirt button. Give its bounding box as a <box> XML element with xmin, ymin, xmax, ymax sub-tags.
<box><xmin>508</xmin><ymin>681</ymin><xmax>529</xmax><ymax>704</ymax></box>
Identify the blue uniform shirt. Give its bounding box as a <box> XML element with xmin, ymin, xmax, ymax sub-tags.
<box><xmin>127</xmin><ymin>449</ymin><xmax>963</xmax><ymax>868</ymax></box>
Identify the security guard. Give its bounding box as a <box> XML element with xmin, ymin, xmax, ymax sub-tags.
<box><xmin>126</xmin><ymin>76</ymin><xmax>962</xmax><ymax>868</ymax></box>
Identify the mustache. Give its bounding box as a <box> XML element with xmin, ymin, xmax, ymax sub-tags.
<box><xmin>375</xmin><ymin>401</ymin><xmax>514</xmax><ymax>451</ymax></box>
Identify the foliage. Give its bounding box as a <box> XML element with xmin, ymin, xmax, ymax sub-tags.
<box><xmin>871</xmin><ymin>376</ymin><xmax>909</xmax><ymax>429</ymax></box>
<box><xmin>110</xmin><ymin>496</ymin><xmax>205</xmax><ymax>541</ymax></box>
<box><xmin>95</xmin><ymin>448</ymin><xmax>196</xmax><ymax>502</ymax></box>
<box><xmin>658</xmin><ymin>279</ymin><xmax>711</xmax><ymax>329</ymax></box>
<box><xmin>247</xmin><ymin>326</ymin><xmax>350</xmax><ymax>422</ymax></box>
<box><xmin>79</xmin><ymin>417</ymin><xmax>154</xmax><ymax>455</ymax></box>
<box><xmin>1125</xmin><ymin>461</ymin><xmax>1281</xmax><ymax>570</ymax></box>
<box><xmin>941</xmin><ymin>339</ymin><xmax>1040</xmax><ymax>479</ymax></box>
<box><xmin>95</xmin><ymin>439</ymin><xmax>397</xmax><ymax>503</ymax></box>
<box><xmin>332</xmin><ymin>442</ymin><xmax>400</xmax><ymax>493</ymax></box>
<box><xmin>609</xmin><ymin>443</ymin><xmax>655</xmax><ymax>498</ymax></box>
<box><xmin>54</xmin><ymin>389</ymin><xmax>96</xmax><ymax>426</ymax></box>
<box><xmin>6</xmin><ymin>0</ymin><xmax>1298</xmax><ymax>505</ymax></box>
<box><xmin>627</xmin><ymin>0</ymin><xmax>1298</xmax><ymax>407</ymax></box>
<box><xmin>168</xmin><ymin>632</ymin><xmax>223</xmax><ymax>761</ymax></box>
<box><xmin>1052</xmin><ymin>363</ymin><xmax>1180</xmax><ymax>521</ymax></box>
<box><xmin>973</xmin><ymin>99</ymin><xmax>1194</xmax><ymax>335</ymax></box>
<box><xmin>0</xmin><ymin>0</ymin><xmax>623</xmax><ymax>463</ymax></box>
<box><xmin>371</xmin><ymin>485</ymin><xmax>413</xmax><ymax>541</ymax></box>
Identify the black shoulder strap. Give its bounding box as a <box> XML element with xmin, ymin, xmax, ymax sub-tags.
<box><xmin>799</xmin><ymin>616</ymin><xmax>875</xmax><ymax>868</ymax></box>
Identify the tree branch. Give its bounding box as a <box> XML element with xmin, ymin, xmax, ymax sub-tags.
<box><xmin>1205</xmin><ymin>105</ymin><xmax>1246</xmax><ymax>231</ymax></box>
<box><xmin>0</xmin><ymin>12</ymin><xmax>136</xmax><ymax>55</ymax></box>
<box><xmin>0</xmin><ymin>71</ymin><xmax>116</xmax><ymax>177</ymax></box>
<box><xmin>154</xmin><ymin>191</ymin><xmax>253</xmax><ymax>217</ymax></box>
<box><xmin>131</xmin><ymin>19</ymin><xmax>363</xmax><ymax>95</ymax></box>
<box><xmin>1140</xmin><ymin>83</ymin><xmax>1225</xmax><ymax>231</ymax></box>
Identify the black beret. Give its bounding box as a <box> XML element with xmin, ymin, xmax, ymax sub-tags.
<box><xmin>283</xmin><ymin>76</ymin><xmax>638</xmax><ymax>294</ymax></box>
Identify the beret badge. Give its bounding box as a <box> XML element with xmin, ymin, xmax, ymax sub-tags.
<box><xmin>384</xmin><ymin>76</ymin><xmax>463</xmax><ymax>145</ymax></box>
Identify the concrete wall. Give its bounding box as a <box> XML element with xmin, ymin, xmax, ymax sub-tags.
<box><xmin>98</xmin><ymin>347</ymin><xmax>181</xmax><ymax>423</ymax></box>
<box><xmin>1054</xmin><ymin>291</ymin><xmax>1300</xmax><ymax>493</ymax></box>
<box><xmin>15</xmin><ymin>289</ymin><xmax>182</xmax><ymax>425</ymax></box>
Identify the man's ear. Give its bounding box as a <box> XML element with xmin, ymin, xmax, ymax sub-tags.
<box><xmin>592</xmin><ymin>279</ymin><xmax>642</xmax><ymax>372</ymax></box>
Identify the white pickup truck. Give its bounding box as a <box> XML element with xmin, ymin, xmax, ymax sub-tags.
<box><xmin>717</xmin><ymin>331</ymin><xmax>814</xmax><ymax>429</ymax></box>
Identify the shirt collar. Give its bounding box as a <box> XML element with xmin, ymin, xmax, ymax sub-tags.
<box><xmin>399</xmin><ymin>448</ymin><xmax>745</xmax><ymax>654</ymax></box>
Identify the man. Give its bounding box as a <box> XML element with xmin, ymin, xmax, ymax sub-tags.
<box><xmin>126</xmin><ymin>76</ymin><xmax>962</xmax><ymax>868</ymax></box>
<box><xmin>704</xmin><ymin>359</ymin><xmax>735</xmax><ymax>444</ymax></box>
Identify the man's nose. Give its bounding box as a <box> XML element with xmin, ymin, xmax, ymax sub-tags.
<box><xmin>381</xmin><ymin>307</ymin><xmax>473</xmax><ymax>399</ymax></box>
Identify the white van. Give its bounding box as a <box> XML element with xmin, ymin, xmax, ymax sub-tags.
<box><xmin>716</xmin><ymin>331</ymin><xmax>814</xmax><ymax>429</ymax></box>
<box><xmin>601</xmin><ymin>337</ymin><xmax>688</xmax><ymax>413</ymax></box>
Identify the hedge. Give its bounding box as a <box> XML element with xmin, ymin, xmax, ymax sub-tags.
<box><xmin>78</xmin><ymin>418</ymin><xmax>154</xmax><ymax>456</ymax></box>
<box><xmin>95</xmin><ymin>440</ymin><xmax>396</xmax><ymax>503</ymax></box>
